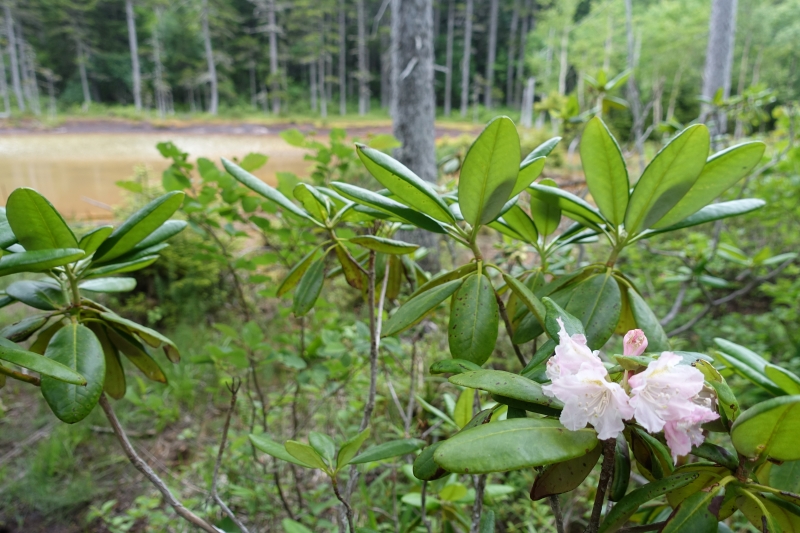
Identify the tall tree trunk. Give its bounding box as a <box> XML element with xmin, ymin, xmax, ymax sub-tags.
<box><xmin>153</xmin><ymin>8</ymin><xmax>167</xmax><ymax>118</ymax></box>
<box><xmin>505</xmin><ymin>0</ymin><xmax>519</xmax><ymax>107</ymax></box>
<box><xmin>392</xmin><ymin>0</ymin><xmax>439</xmax><ymax>270</ymax></box>
<box><xmin>459</xmin><ymin>0</ymin><xmax>473</xmax><ymax>117</ymax></box>
<box><xmin>267</xmin><ymin>0</ymin><xmax>280</xmax><ymax>114</ymax></box>
<box><xmin>76</xmin><ymin>39</ymin><xmax>91</xmax><ymax>111</ymax></box>
<box><xmin>666</xmin><ymin>66</ymin><xmax>683</xmax><ymax>122</ymax></box>
<box><xmin>520</xmin><ymin>76</ymin><xmax>534</xmax><ymax>128</ymax></box>
<box><xmin>733</xmin><ymin>35</ymin><xmax>750</xmax><ymax>139</ymax></box>
<box><xmin>557</xmin><ymin>26</ymin><xmax>568</xmax><ymax>96</ymax></box>
<box><xmin>0</xmin><ymin>37</ymin><xmax>9</xmax><ymax>116</ymax></box>
<box><xmin>201</xmin><ymin>0</ymin><xmax>218</xmax><ymax>115</ymax></box>
<box><xmin>20</xmin><ymin>32</ymin><xmax>39</xmax><ymax>115</ymax></box>
<box><xmin>381</xmin><ymin>29</ymin><xmax>391</xmax><ymax>109</ymax></box>
<box><xmin>625</xmin><ymin>0</ymin><xmax>644</xmax><ymax>171</ymax></box>
<box><xmin>699</xmin><ymin>0</ymin><xmax>738</xmax><ymax>134</ymax></box>
<box><xmin>514</xmin><ymin>0</ymin><xmax>530</xmax><ymax>107</ymax></box>
<box><xmin>339</xmin><ymin>0</ymin><xmax>346</xmax><ymax>115</ymax></box>
<box><xmin>125</xmin><ymin>0</ymin><xmax>142</xmax><ymax>111</ymax></box>
<box><xmin>483</xmin><ymin>0</ymin><xmax>498</xmax><ymax>108</ymax></box>
<box><xmin>544</xmin><ymin>27</ymin><xmax>554</xmax><ymax>87</ymax></box>
<box><xmin>46</xmin><ymin>70</ymin><xmax>56</xmax><ymax>118</ymax></box>
<box><xmin>3</xmin><ymin>4</ymin><xmax>23</xmax><ymax>112</ymax></box>
<box><xmin>310</xmin><ymin>61</ymin><xmax>318</xmax><ymax>112</ymax></box>
<box><xmin>249</xmin><ymin>59</ymin><xmax>257</xmax><ymax>108</ymax></box>
<box><xmin>443</xmin><ymin>0</ymin><xmax>454</xmax><ymax>116</ymax></box>
<box><xmin>319</xmin><ymin>55</ymin><xmax>328</xmax><ymax>118</ymax></box>
<box><xmin>357</xmin><ymin>0</ymin><xmax>369</xmax><ymax>115</ymax></box>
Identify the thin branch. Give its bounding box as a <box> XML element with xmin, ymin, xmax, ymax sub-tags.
<box><xmin>98</xmin><ymin>394</ymin><xmax>221</xmax><ymax>533</ymax></box>
<box><xmin>211</xmin><ymin>380</ymin><xmax>250</xmax><ymax>533</ymax></box>
<box><xmin>420</xmin><ymin>480</ymin><xmax>433</xmax><ymax>533</ymax></box>
<box><xmin>659</xmin><ymin>282</ymin><xmax>688</xmax><ymax>326</ymax></box>
<box><xmin>586</xmin><ymin>439</ymin><xmax>616</xmax><ymax>533</ymax></box>
<box><xmin>333</xmin><ymin>480</ymin><xmax>355</xmax><ymax>533</ymax></box>
<box><xmin>469</xmin><ymin>474</ymin><xmax>487</xmax><ymax>533</ymax></box>
<box><xmin>0</xmin><ymin>365</ymin><xmax>40</xmax><ymax>386</ymax></box>
<box><xmin>549</xmin><ymin>495</ymin><xmax>565</xmax><ymax>533</ymax></box>
<box><xmin>495</xmin><ymin>291</ymin><xmax>527</xmax><ymax>367</ymax></box>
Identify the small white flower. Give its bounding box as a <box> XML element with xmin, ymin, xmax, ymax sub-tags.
<box><xmin>545</xmin><ymin>318</ymin><xmax>606</xmax><ymax>381</ymax></box>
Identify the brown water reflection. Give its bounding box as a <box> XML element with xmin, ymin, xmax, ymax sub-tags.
<box><xmin>0</xmin><ymin>133</ymin><xmax>310</xmax><ymax>220</ymax></box>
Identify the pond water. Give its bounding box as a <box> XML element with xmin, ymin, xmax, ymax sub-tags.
<box><xmin>0</xmin><ymin>133</ymin><xmax>311</xmax><ymax>220</ymax></box>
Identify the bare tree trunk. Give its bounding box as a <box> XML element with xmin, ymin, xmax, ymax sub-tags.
<box><xmin>152</xmin><ymin>8</ymin><xmax>168</xmax><ymax>118</ymax></box>
<box><xmin>520</xmin><ymin>76</ymin><xmax>534</xmax><ymax>128</ymax></box>
<box><xmin>357</xmin><ymin>0</ymin><xmax>369</xmax><ymax>115</ymax></box>
<box><xmin>76</xmin><ymin>39</ymin><xmax>91</xmax><ymax>111</ymax></box>
<box><xmin>339</xmin><ymin>0</ymin><xmax>346</xmax><ymax>115</ymax></box>
<box><xmin>319</xmin><ymin>55</ymin><xmax>328</xmax><ymax>118</ymax></box>
<box><xmin>666</xmin><ymin>66</ymin><xmax>683</xmax><ymax>122</ymax></box>
<box><xmin>699</xmin><ymin>0</ymin><xmax>738</xmax><ymax>135</ymax></box>
<box><xmin>267</xmin><ymin>0</ymin><xmax>280</xmax><ymax>114</ymax></box>
<box><xmin>484</xmin><ymin>0</ymin><xmax>498</xmax><ymax>108</ymax></box>
<box><xmin>0</xmin><ymin>39</ymin><xmax>10</xmax><ymax>116</ymax></box>
<box><xmin>514</xmin><ymin>0</ymin><xmax>530</xmax><ymax>108</ymax></box>
<box><xmin>21</xmin><ymin>35</ymin><xmax>39</xmax><ymax>115</ymax></box>
<box><xmin>459</xmin><ymin>0</ymin><xmax>473</xmax><ymax>117</ymax></box>
<box><xmin>249</xmin><ymin>59</ymin><xmax>257</xmax><ymax>108</ymax></box>
<box><xmin>381</xmin><ymin>29</ymin><xmax>391</xmax><ymax>109</ymax></box>
<box><xmin>125</xmin><ymin>0</ymin><xmax>142</xmax><ymax>111</ymax></box>
<box><xmin>505</xmin><ymin>0</ymin><xmax>519</xmax><ymax>107</ymax></box>
<box><xmin>3</xmin><ymin>4</ymin><xmax>23</xmax><ymax>112</ymax></box>
<box><xmin>733</xmin><ymin>34</ymin><xmax>750</xmax><ymax>139</ymax></box>
<box><xmin>751</xmin><ymin>47</ymin><xmax>762</xmax><ymax>85</ymax></box>
<box><xmin>557</xmin><ymin>26</ymin><xmax>568</xmax><ymax>96</ymax></box>
<box><xmin>392</xmin><ymin>0</ymin><xmax>439</xmax><ymax>270</ymax></box>
<box><xmin>443</xmin><ymin>0</ymin><xmax>454</xmax><ymax>116</ymax></box>
<box><xmin>45</xmin><ymin>70</ymin><xmax>56</xmax><ymax>119</ymax></box>
<box><xmin>201</xmin><ymin>0</ymin><xmax>218</xmax><ymax>115</ymax></box>
<box><xmin>544</xmin><ymin>27</ymin><xmax>554</xmax><ymax>87</ymax></box>
<box><xmin>624</xmin><ymin>0</ymin><xmax>644</xmax><ymax>172</ymax></box>
<box><xmin>310</xmin><ymin>61</ymin><xmax>318</xmax><ymax>112</ymax></box>
<box><xmin>652</xmin><ymin>73</ymin><xmax>664</xmax><ymax>129</ymax></box>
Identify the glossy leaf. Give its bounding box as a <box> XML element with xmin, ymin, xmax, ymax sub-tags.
<box><xmin>293</xmin><ymin>183</ymin><xmax>330</xmax><ymax>222</ymax></box>
<box><xmin>665</xmin><ymin>464</ymin><xmax>730</xmax><ymax>508</ymax></box>
<box><xmin>0</xmin><ymin>208</ymin><xmax>17</xmax><ymax>248</ymax></box>
<box><xmin>531</xmin><ymin>443</ymin><xmax>602</xmax><ymax>500</ymax></box>
<box><xmin>458</xmin><ymin>117</ymin><xmax>521</xmax><ymax>226</ymax></box>
<box><xmin>542</xmin><ymin>296</ymin><xmax>585</xmax><ymax>339</ymax></box>
<box><xmin>627</xmin><ymin>288</ymin><xmax>670</xmax><ymax>351</ymax></box>
<box><xmin>580</xmin><ymin>117</ymin><xmax>629</xmax><ymax>225</ymax></box>
<box><xmin>597</xmin><ymin>472</ymin><xmax>701</xmax><ymax>533</ymax></box>
<box><xmin>87</xmin><ymin>322</ymin><xmax>126</xmax><ymax>400</ymax></box>
<box><xmin>454</xmin><ymin>388</ymin><xmax>475</xmax><ymax>428</ymax></box>
<box><xmin>609</xmin><ymin>434</ymin><xmax>631</xmax><ymax>501</ymax></box>
<box><xmin>625</xmin><ymin>124</ymin><xmax>710</xmax><ymax>234</ymax></box>
<box><xmin>433</xmin><ymin>418</ymin><xmax>598</xmax><ymax>474</ymax></box>
<box><xmin>123</xmin><ymin>220</ymin><xmax>187</xmax><ymax>256</ymax></box>
<box><xmin>94</xmin><ymin>192</ymin><xmax>184</xmax><ymax>262</ymax></box>
<box><xmin>221</xmin><ymin>158</ymin><xmax>312</xmax><ymax>221</ymax></box>
<box><xmin>331</xmin><ymin>182</ymin><xmax>446</xmax><ymax>233</ymax></box>
<box><xmin>309</xmin><ymin>432</ymin><xmax>336</xmax><ymax>467</ymax></box>
<box><xmin>0</xmin><ymin>248</ymin><xmax>85</xmax><ymax>277</ymax></box>
<box><xmin>529</xmin><ymin>182</ymin><xmax>562</xmax><ymax>238</ymax></box>
<box><xmin>5</xmin><ymin>188</ymin><xmax>78</xmax><ymax>250</ymax></box>
<box><xmin>654</xmin><ymin>141</ymin><xmax>766</xmax><ymax>229</ymax></box>
<box><xmin>249</xmin><ymin>434</ymin><xmax>313</xmax><ymax>468</ymax></box>
<box><xmin>765</xmin><ymin>364</ymin><xmax>800</xmax><ymax>395</ymax></box>
<box><xmin>40</xmin><ymin>324</ymin><xmax>105</xmax><ymax>424</ymax></box>
<box><xmin>0</xmin><ymin>337</ymin><xmax>85</xmax><ymax>384</ymax></box>
<box><xmin>527</xmin><ymin>137</ymin><xmax>562</xmax><ymax>160</ymax></box>
<box><xmin>503</xmin><ymin>274</ymin><xmax>546</xmax><ymax>329</ymax></box>
<box><xmin>413</xmin><ymin>442</ymin><xmax>447</xmax><ymax>481</ymax></box>
<box><xmin>100</xmin><ymin>311</ymin><xmax>179</xmax><ymax>362</ymax></box>
<box><xmin>1</xmin><ymin>314</ymin><xmax>48</xmax><ymax>342</ymax></box>
<box><xmin>285</xmin><ymin>441</ymin><xmax>329</xmax><ymax>471</ymax></box>
<box><xmin>499</xmin><ymin>205</ymin><xmax>538</xmax><ymax>244</ymax></box>
<box><xmin>731</xmin><ymin>395</ymin><xmax>800</xmax><ymax>461</ymax></box>
<box><xmin>449</xmin><ymin>370</ymin><xmax>563</xmax><ymax>415</ymax></box>
<box><xmin>105</xmin><ymin>326</ymin><xmax>167</xmax><ymax>383</ymax></box>
<box><xmin>713</xmin><ymin>349</ymin><xmax>782</xmax><ymax>395</ymax></box>
<box><xmin>86</xmin><ymin>255</ymin><xmax>159</xmax><ymax>278</ymax></box>
<box><xmin>714</xmin><ymin>338</ymin><xmax>767</xmax><ymax>372</ymax></box>
<box><xmin>349</xmin><ymin>235</ymin><xmax>419</xmax><ymax>255</ymax></box>
<box><xmin>79</xmin><ymin>278</ymin><xmax>137</xmax><ymax>293</ymax></box>
<box><xmin>334</xmin><ymin>245</ymin><xmax>363</xmax><ymax>290</ymax></box>
<box><xmin>660</xmin><ymin>488</ymin><xmax>721</xmax><ymax>533</ymax></box>
<box><xmin>429</xmin><ymin>359</ymin><xmax>482</xmax><ymax>375</ymax></box>
<box><xmin>410</xmin><ymin>262</ymin><xmax>477</xmax><ymax>298</ymax></box>
<box><xmin>337</xmin><ymin>428</ymin><xmax>370</xmax><ymax>469</ymax></box>
<box><xmin>557</xmin><ymin>272</ymin><xmax>621</xmax><ymax>350</ymax></box>
<box><xmin>293</xmin><ymin>258</ymin><xmax>325</xmax><ymax>317</ymax></box>
<box><xmin>356</xmin><ymin>144</ymin><xmax>454</xmax><ymax>223</ymax></box>
<box><xmin>644</xmin><ymin>199</ymin><xmax>766</xmax><ymax>237</ymax></box>
<box><xmin>277</xmin><ymin>248</ymin><xmax>319</xmax><ymax>297</ymax></box>
<box><xmin>350</xmin><ymin>439</ymin><xmax>426</xmax><ymax>464</ymax></box>
<box><xmin>448</xmin><ymin>273</ymin><xmax>499</xmax><ymax>366</ymax></box>
<box><xmin>737</xmin><ymin>491</ymin><xmax>799</xmax><ymax>533</ymax></box>
<box><xmin>79</xmin><ymin>226</ymin><xmax>114</xmax><ymax>254</ymax></box>
<box><xmin>690</xmin><ymin>442</ymin><xmax>738</xmax><ymax>470</ymax></box>
<box><xmin>528</xmin><ymin>183</ymin><xmax>607</xmax><ymax>229</ymax></box>
<box><xmin>5</xmin><ymin>280</ymin><xmax>66</xmax><ymax>310</ymax></box>
<box><xmin>384</xmin><ymin>278</ymin><xmax>463</xmax><ymax>337</ymax></box>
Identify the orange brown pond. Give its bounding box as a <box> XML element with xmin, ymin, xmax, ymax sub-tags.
<box><xmin>0</xmin><ymin>133</ymin><xmax>311</xmax><ymax>221</ymax></box>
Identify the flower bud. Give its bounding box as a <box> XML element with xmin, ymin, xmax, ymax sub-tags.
<box><xmin>623</xmin><ymin>329</ymin><xmax>648</xmax><ymax>356</ymax></box>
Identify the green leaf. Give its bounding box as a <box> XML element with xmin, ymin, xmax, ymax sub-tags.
<box><xmin>99</xmin><ymin>311</ymin><xmax>179</xmax><ymax>362</ymax></box>
<box><xmin>336</xmin><ymin>428</ymin><xmax>370</xmax><ymax>469</ymax></box>
<box><xmin>29</xmin><ymin>319</ymin><xmax>66</xmax><ymax>354</ymax></box>
<box><xmin>1</xmin><ymin>314</ymin><xmax>48</xmax><ymax>342</ymax></box>
<box><xmin>653</xmin><ymin>141</ymin><xmax>766</xmax><ymax>229</ymax></box>
<box><xmin>350</xmin><ymin>439</ymin><xmax>426</xmax><ymax>464</ymax></box>
<box><xmin>454</xmin><ymin>388</ymin><xmax>475</xmax><ymax>428</ymax></box>
<box><xmin>645</xmin><ymin>198</ymin><xmax>766</xmax><ymax>237</ymax></box>
<box><xmin>79</xmin><ymin>226</ymin><xmax>114</xmax><ymax>254</ymax></box>
<box><xmin>0</xmin><ymin>337</ymin><xmax>85</xmax><ymax>384</ymax></box>
<box><xmin>277</xmin><ymin>248</ymin><xmax>319</xmax><ymax>297</ymax></box>
<box><xmin>580</xmin><ymin>117</ymin><xmax>629</xmax><ymax>225</ymax></box>
<box><xmin>660</xmin><ymin>489</ymin><xmax>721</xmax><ymax>533</ymax></box>
<box><xmin>334</xmin><ymin>244</ymin><xmax>364</xmax><ymax>290</ymax></box>
<box><xmin>221</xmin><ymin>158</ymin><xmax>312</xmax><ymax>221</ymax></box>
<box><xmin>5</xmin><ymin>280</ymin><xmax>66</xmax><ymax>310</ymax></box>
<box><xmin>503</xmin><ymin>274</ymin><xmax>546</xmax><ymax>329</ymax></box>
<box><xmin>542</xmin><ymin>296</ymin><xmax>585</xmax><ymax>339</ymax></box>
<box><xmin>557</xmin><ymin>272</ymin><xmax>621</xmax><ymax>350</ymax></box>
<box><xmin>597</xmin><ymin>472</ymin><xmax>701</xmax><ymax>533</ymax></box>
<box><xmin>627</xmin><ymin>287</ymin><xmax>670</xmax><ymax>351</ymax></box>
<box><xmin>512</xmin><ymin>157</ymin><xmax>546</xmax><ymax>197</ymax></box>
<box><xmin>356</xmin><ymin>144</ymin><xmax>454</xmax><ymax>223</ymax></box>
<box><xmin>384</xmin><ymin>278</ymin><xmax>463</xmax><ymax>337</ymax></box>
<box><xmin>309</xmin><ymin>432</ymin><xmax>336</xmax><ymax>467</ymax></box>
<box><xmin>531</xmin><ymin>443</ymin><xmax>602</xmax><ymax>500</ymax></box>
<box><xmin>0</xmin><ymin>248</ymin><xmax>85</xmax><ymax>277</ymax></box>
<box><xmin>731</xmin><ymin>396</ymin><xmax>800</xmax><ymax>461</ymax></box>
<box><xmin>430</xmin><ymin>359</ymin><xmax>482</xmax><ymax>375</ymax></box>
<box><xmin>529</xmin><ymin>182</ymin><xmax>562</xmax><ymax>238</ymax></box>
<box><xmin>94</xmin><ymin>192</ymin><xmax>184</xmax><ymax>262</ymax></box>
<box><xmin>498</xmin><ymin>205</ymin><xmax>538</xmax><ymax>244</ymax></box>
<box><xmin>249</xmin><ymin>434</ymin><xmax>313</xmax><ymax>468</ymax></box>
<box><xmin>713</xmin><ymin>338</ymin><xmax>767</xmax><ymax>372</ymax></box>
<box><xmin>433</xmin><ymin>418</ymin><xmax>598</xmax><ymax>474</ymax></box>
<box><xmin>769</xmin><ymin>460</ymin><xmax>800</xmax><ymax>493</ymax></box>
<box><xmin>86</xmin><ymin>322</ymin><xmax>126</xmax><ymax>400</ymax></box>
<box><xmin>737</xmin><ymin>491</ymin><xmax>798</xmax><ymax>533</ymax></box>
<box><xmin>449</xmin><ymin>370</ymin><xmax>562</xmax><ymax>416</ymax></box>
<box><xmin>448</xmin><ymin>273</ymin><xmax>499</xmax><ymax>366</ymax></box>
<box><xmin>0</xmin><ymin>208</ymin><xmax>17</xmax><ymax>248</ymax></box>
<box><xmin>413</xmin><ymin>442</ymin><xmax>447</xmax><ymax>481</ymax></box>
<box><xmin>765</xmin><ymin>364</ymin><xmax>800</xmax><ymax>395</ymax></box>
<box><xmin>528</xmin><ymin>184</ymin><xmax>607</xmax><ymax>229</ymax></box>
<box><xmin>105</xmin><ymin>326</ymin><xmax>167</xmax><ymax>383</ymax></box>
<box><xmin>85</xmin><ymin>256</ymin><xmax>159</xmax><ymax>278</ymax></box>
<box><xmin>439</xmin><ymin>483</ymin><xmax>469</xmax><ymax>502</ymax></box>
<box><xmin>624</xmin><ymin>124</ymin><xmax>710</xmax><ymax>234</ymax></box>
<box><xmin>348</xmin><ymin>235</ymin><xmax>419</xmax><ymax>255</ymax></box>
<box><xmin>281</xmin><ymin>519</ymin><xmax>313</xmax><ymax>533</ymax></box>
<box><xmin>293</xmin><ymin>183</ymin><xmax>330</xmax><ymax>222</ymax></box>
<box><xmin>527</xmin><ymin>137</ymin><xmax>562</xmax><ymax>160</ymax></box>
<box><xmin>610</xmin><ymin>434</ymin><xmax>631</xmax><ymax>501</ymax></box>
<box><xmin>410</xmin><ymin>262</ymin><xmax>477</xmax><ymax>298</ymax></box>
<box><xmin>713</xmin><ymin>350</ymin><xmax>782</xmax><ymax>396</ymax></box>
<box><xmin>458</xmin><ymin>117</ymin><xmax>521</xmax><ymax>226</ymax></box>
<box><xmin>665</xmin><ymin>464</ymin><xmax>731</xmax><ymax>508</ymax></box>
<box><xmin>293</xmin><ymin>258</ymin><xmax>325</xmax><ymax>317</ymax></box>
<box><xmin>285</xmin><ymin>441</ymin><xmax>329</xmax><ymax>472</ymax></box>
<box><xmin>40</xmin><ymin>323</ymin><xmax>105</xmax><ymax>424</ymax></box>
<box><xmin>6</xmin><ymin>188</ymin><xmax>78</xmax><ymax>250</ymax></box>
<box><xmin>79</xmin><ymin>278</ymin><xmax>137</xmax><ymax>293</ymax></box>
<box><xmin>239</xmin><ymin>152</ymin><xmax>268</xmax><ymax>172</ymax></box>
<box><xmin>331</xmin><ymin>182</ymin><xmax>446</xmax><ymax>234</ymax></box>
<box><xmin>690</xmin><ymin>442</ymin><xmax>738</xmax><ymax>470</ymax></box>
<box><xmin>124</xmin><ymin>220</ymin><xmax>187</xmax><ymax>256</ymax></box>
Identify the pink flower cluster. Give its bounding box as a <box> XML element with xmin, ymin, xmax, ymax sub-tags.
<box><xmin>541</xmin><ymin>319</ymin><xmax>718</xmax><ymax>462</ymax></box>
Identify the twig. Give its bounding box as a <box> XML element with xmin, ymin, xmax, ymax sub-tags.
<box><xmin>420</xmin><ymin>481</ymin><xmax>433</xmax><ymax>533</ymax></box>
<box><xmin>585</xmin><ymin>439</ymin><xmax>616</xmax><ymax>533</ymax></box>
<box><xmin>549</xmin><ymin>495</ymin><xmax>565</xmax><ymax>533</ymax></box>
<box><xmin>98</xmin><ymin>394</ymin><xmax>222</xmax><ymax>533</ymax></box>
<box><xmin>495</xmin><ymin>291</ymin><xmax>527</xmax><ymax>367</ymax></box>
<box><xmin>617</xmin><ymin>522</ymin><xmax>667</xmax><ymax>533</ymax></box>
<box><xmin>0</xmin><ymin>365</ymin><xmax>40</xmax><ymax>386</ymax></box>
<box><xmin>211</xmin><ymin>379</ymin><xmax>250</xmax><ymax>533</ymax></box>
<box><xmin>469</xmin><ymin>474</ymin><xmax>487</xmax><ymax>533</ymax></box>
<box><xmin>659</xmin><ymin>282</ymin><xmax>688</xmax><ymax>326</ymax></box>
<box><xmin>332</xmin><ymin>479</ymin><xmax>355</xmax><ymax>533</ymax></box>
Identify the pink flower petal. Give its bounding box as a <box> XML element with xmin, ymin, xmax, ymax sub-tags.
<box><xmin>623</xmin><ymin>329</ymin><xmax>648</xmax><ymax>356</ymax></box>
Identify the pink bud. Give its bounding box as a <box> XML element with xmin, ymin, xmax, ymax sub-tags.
<box><xmin>623</xmin><ymin>329</ymin><xmax>648</xmax><ymax>356</ymax></box>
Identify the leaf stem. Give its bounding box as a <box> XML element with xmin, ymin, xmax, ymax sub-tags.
<box><xmin>0</xmin><ymin>365</ymin><xmax>40</xmax><ymax>386</ymax></box>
